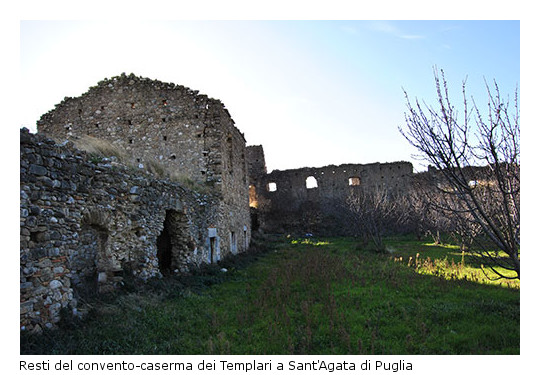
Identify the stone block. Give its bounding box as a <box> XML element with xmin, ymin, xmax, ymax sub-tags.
<box><xmin>29</xmin><ymin>164</ymin><xmax>48</xmax><ymax>176</ymax></box>
<box><xmin>20</xmin><ymin>301</ymin><xmax>34</xmax><ymax>315</ymax></box>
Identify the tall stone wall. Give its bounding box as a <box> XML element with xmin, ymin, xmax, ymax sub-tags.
<box><xmin>39</xmin><ymin>73</ymin><xmax>235</xmax><ymax>186</ymax></box>
<box><xmin>20</xmin><ymin>128</ymin><xmax>242</xmax><ymax>332</ymax></box>
<box><xmin>246</xmin><ymin>145</ymin><xmax>267</xmax><ymax>214</ymax></box>
<box><xmin>246</xmin><ymin>145</ymin><xmax>267</xmax><ymax>182</ymax></box>
<box><xmin>248</xmin><ymin>159</ymin><xmax>414</xmax><ymax>235</ymax></box>
<box><xmin>37</xmin><ymin>73</ymin><xmax>251</xmax><ymax>269</ymax></box>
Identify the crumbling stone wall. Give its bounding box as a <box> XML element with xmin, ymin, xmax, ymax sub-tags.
<box><xmin>247</xmin><ymin>151</ymin><xmax>414</xmax><ymax>235</ymax></box>
<box><xmin>20</xmin><ymin>125</ymin><xmax>245</xmax><ymax>331</ymax></box>
<box><xmin>39</xmin><ymin>74</ymin><xmax>230</xmax><ymax>184</ymax></box>
<box><xmin>37</xmin><ymin>73</ymin><xmax>251</xmax><ymax>266</ymax></box>
<box><xmin>22</xmin><ymin>72</ymin><xmax>421</xmax><ymax>331</ymax></box>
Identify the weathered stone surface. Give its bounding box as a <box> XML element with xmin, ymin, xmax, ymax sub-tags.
<box><xmin>29</xmin><ymin>164</ymin><xmax>48</xmax><ymax>176</ymax></box>
<box><xmin>49</xmin><ymin>280</ymin><xmax>62</xmax><ymax>289</ymax></box>
<box><xmin>20</xmin><ymin>74</ymin><xmax>252</xmax><ymax>331</ymax></box>
<box><xmin>247</xmin><ymin>145</ymin><xmax>414</xmax><ymax>235</ymax></box>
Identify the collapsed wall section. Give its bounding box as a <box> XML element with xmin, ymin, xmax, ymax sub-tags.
<box><xmin>20</xmin><ymin>129</ymin><xmax>232</xmax><ymax>332</ymax></box>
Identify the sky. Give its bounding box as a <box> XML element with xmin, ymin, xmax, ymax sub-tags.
<box><xmin>19</xmin><ymin>19</ymin><xmax>520</xmax><ymax>173</ymax></box>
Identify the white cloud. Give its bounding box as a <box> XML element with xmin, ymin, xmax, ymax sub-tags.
<box><xmin>366</xmin><ymin>21</ymin><xmax>426</xmax><ymax>40</ymax></box>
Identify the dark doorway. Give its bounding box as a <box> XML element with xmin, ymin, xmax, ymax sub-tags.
<box><xmin>157</xmin><ymin>211</ymin><xmax>174</xmax><ymax>272</ymax></box>
<box><xmin>250</xmin><ymin>207</ymin><xmax>260</xmax><ymax>231</ymax></box>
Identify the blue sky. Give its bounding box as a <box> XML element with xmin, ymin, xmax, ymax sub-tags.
<box><xmin>20</xmin><ymin>20</ymin><xmax>519</xmax><ymax>172</ymax></box>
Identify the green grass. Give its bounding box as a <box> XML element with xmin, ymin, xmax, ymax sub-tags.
<box><xmin>385</xmin><ymin>235</ymin><xmax>520</xmax><ymax>288</ymax></box>
<box><xmin>21</xmin><ymin>235</ymin><xmax>519</xmax><ymax>355</ymax></box>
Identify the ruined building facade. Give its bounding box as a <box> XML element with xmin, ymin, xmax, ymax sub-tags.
<box><xmin>246</xmin><ymin>145</ymin><xmax>414</xmax><ymax>235</ymax></box>
<box><xmin>37</xmin><ymin>73</ymin><xmax>251</xmax><ymax>263</ymax></box>
<box><xmin>21</xmin><ymin>74</ymin><xmax>251</xmax><ymax>331</ymax></box>
<box><xmin>21</xmin><ymin>73</ymin><xmax>416</xmax><ymax>331</ymax></box>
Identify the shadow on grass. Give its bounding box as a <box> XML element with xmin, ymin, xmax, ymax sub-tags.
<box><xmin>21</xmin><ymin>234</ymin><xmax>519</xmax><ymax>355</ymax></box>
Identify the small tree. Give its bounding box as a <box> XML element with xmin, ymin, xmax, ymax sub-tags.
<box><xmin>400</xmin><ymin>69</ymin><xmax>520</xmax><ymax>279</ymax></box>
<box><xmin>347</xmin><ymin>186</ymin><xmax>406</xmax><ymax>253</ymax></box>
<box><xmin>405</xmin><ymin>173</ymin><xmax>453</xmax><ymax>244</ymax></box>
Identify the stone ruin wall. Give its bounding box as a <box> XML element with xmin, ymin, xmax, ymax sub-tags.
<box><xmin>20</xmin><ymin>129</ymin><xmax>228</xmax><ymax>331</ymax></box>
<box><xmin>20</xmin><ymin>73</ymin><xmax>422</xmax><ymax>331</ymax></box>
<box><xmin>246</xmin><ymin>145</ymin><xmax>414</xmax><ymax>235</ymax></box>
<box><xmin>21</xmin><ymin>74</ymin><xmax>252</xmax><ymax>331</ymax></box>
<box><xmin>39</xmin><ymin>73</ymin><xmax>236</xmax><ymax>186</ymax></box>
<box><xmin>37</xmin><ymin>73</ymin><xmax>251</xmax><ymax>267</ymax></box>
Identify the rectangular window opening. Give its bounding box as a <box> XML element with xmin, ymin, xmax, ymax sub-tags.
<box><xmin>349</xmin><ymin>177</ymin><xmax>361</xmax><ymax>186</ymax></box>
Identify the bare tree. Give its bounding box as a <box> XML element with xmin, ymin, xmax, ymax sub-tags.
<box><xmin>400</xmin><ymin>69</ymin><xmax>520</xmax><ymax>279</ymax></box>
<box><xmin>405</xmin><ymin>173</ymin><xmax>452</xmax><ymax>243</ymax></box>
<box><xmin>347</xmin><ymin>186</ymin><xmax>406</xmax><ymax>253</ymax></box>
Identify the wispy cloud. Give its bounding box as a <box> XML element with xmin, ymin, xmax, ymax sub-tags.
<box><xmin>340</xmin><ymin>25</ymin><xmax>358</xmax><ymax>35</ymax></box>
<box><xmin>366</xmin><ymin>21</ymin><xmax>426</xmax><ymax>40</ymax></box>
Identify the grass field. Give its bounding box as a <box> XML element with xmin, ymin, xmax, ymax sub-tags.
<box><xmin>21</xmin><ymin>235</ymin><xmax>520</xmax><ymax>355</ymax></box>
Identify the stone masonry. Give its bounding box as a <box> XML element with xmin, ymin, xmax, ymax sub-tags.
<box><xmin>21</xmin><ymin>74</ymin><xmax>252</xmax><ymax>331</ymax></box>
<box><xmin>21</xmin><ymin>73</ymin><xmax>418</xmax><ymax>331</ymax></box>
<box><xmin>247</xmin><ymin>145</ymin><xmax>413</xmax><ymax>235</ymax></box>
<box><xmin>20</xmin><ymin>128</ymin><xmax>225</xmax><ymax>330</ymax></box>
<box><xmin>37</xmin><ymin>73</ymin><xmax>251</xmax><ymax>264</ymax></box>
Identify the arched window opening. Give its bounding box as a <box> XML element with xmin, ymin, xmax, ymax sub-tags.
<box><xmin>306</xmin><ymin>176</ymin><xmax>318</xmax><ymax>189</ymax></box>
<box><xmin>76</xmin><ymin>209</ymin><xmax>112</xmax><ymax>293</ymax></box>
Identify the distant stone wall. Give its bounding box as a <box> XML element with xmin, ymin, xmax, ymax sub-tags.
<box><xmin>20</xmin><ymin>129</ymin><xmax>228</xmax><ymax>332</ymax></box>
<box><xmin>248</xmin><ymin>160</ymin><xmax>414</xmax><ymax>235</ymax></box>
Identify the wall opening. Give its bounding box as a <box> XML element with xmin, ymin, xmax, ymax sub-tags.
<box><xmin>249</xmin><ymin>185</ymin><xmax>258</xmax><ymax>208</ymax></box>
<box><xmin>75</xmin><ymin>209</ymin><xmax>112</xmax><ymax>294</ymax></box>
<box><xmin>210</xmin><ymin>237</ymin><xmax>217</xmax><ymax>263</ymax></box>
<box><xmin>306</xmin><ymin>176</ymin><xmax>318</xmax><ymax>189</ymax></box>
<box><xmin>208</xmin><ymin>227</ymin><xmax>218</xmax><ymax>264</ymax></box>
<box><xmin>349</xmin><ymin>177</ymin><xmax>361</xmax><ymax>186</ymax></box>
<box><xmin>230</xmin><ymin>231</ymin><xmax>237</xmax><ymax>255</ymax></box>
<box><xmin>157</xmin><ymin>213</ymin><xmax>174</xmax><ymax>273</ymax></box>
<box><xmin>157</xmin><ymin>210</ymin><xmax>193</xmax><ymax>273</ymax></box>
<box><xmin>268</xmin><ymin>182</ymin><xmax>277</xmax><ymax>192</ymax></box>
<box><xmin>76</xmin><ymin>223</ymin><xmax>108</xmax><ymax>292</ymax></box>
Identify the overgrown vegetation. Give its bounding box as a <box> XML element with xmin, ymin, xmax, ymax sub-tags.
<box><xmin>74</xmin><ymin>135</ymin><xmax>129</xmax><ymax>163</ymax></box>
<box><xmin>21</xmin><ymin>235</ymin><xmax>519</xmax><ymax>355</ymax></box>
<box><xmin>73</xmin><ymin>136</ymin><xmax>211</xmax><ymax>192</ymax></box>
